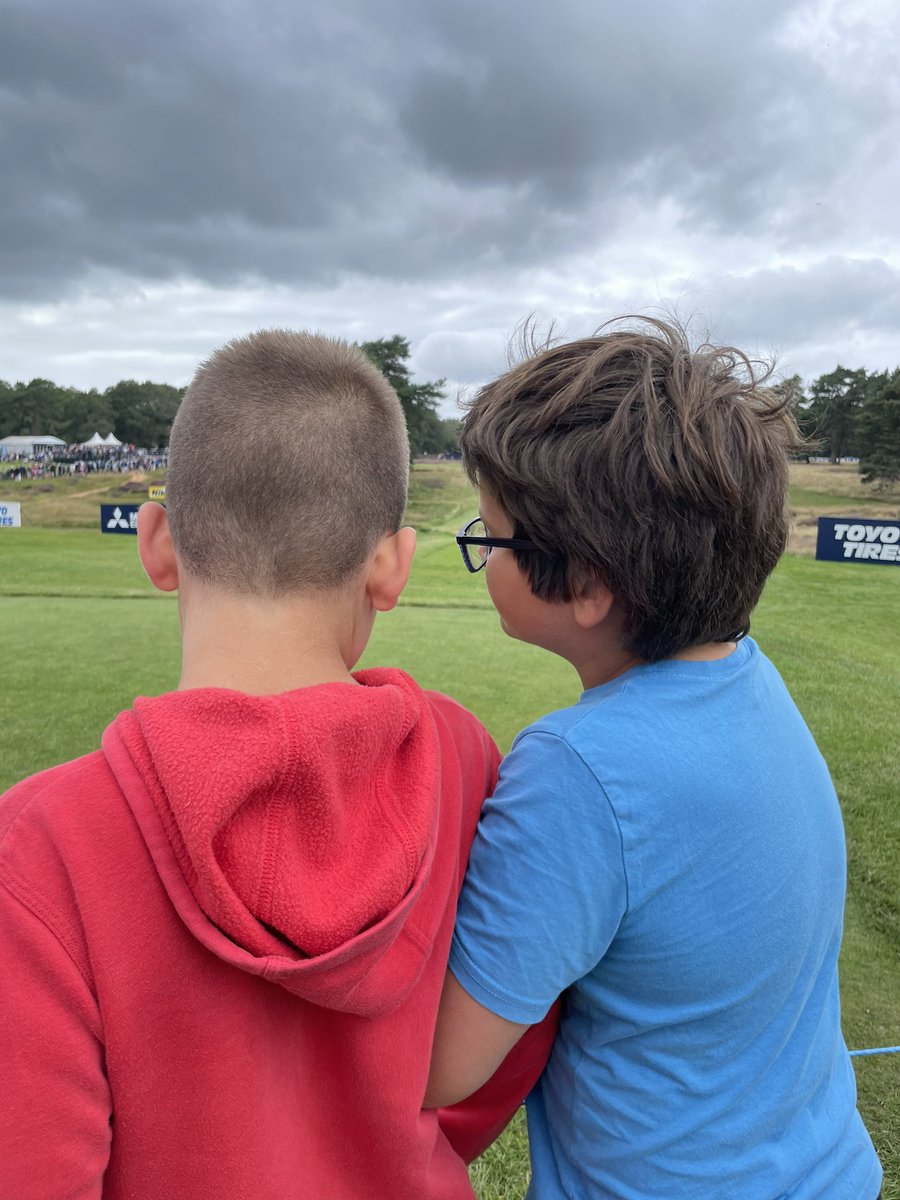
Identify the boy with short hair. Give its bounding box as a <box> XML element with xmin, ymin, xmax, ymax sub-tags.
<box><xmin>427</xmin><ymin>319</ymin><xmax>883</xmax><ymax>1198</ymax></box>
<box><xmin>0</xmin><ymin>330</ymin><xmax>549</xmax><ymax>1199</ymax></box>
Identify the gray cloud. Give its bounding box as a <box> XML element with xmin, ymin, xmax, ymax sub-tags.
<box><xmin>1</xmin><ymin>0</ymin><xmax>409</xmax><ymax>293</ymax></box>
<box><xmin>676</xmin><ymin>255</ymin><xmax>900</xmax><ymax>386</ymax></box>
<box><xmin>401</xmin><ymin>0</ymin><xmax>900</xmax><ymax>258</ymax></box>
<box><xmin>2</xmin><ymin>0</ymin><xmax>898</xmax><ymax>302</ymax></box>
<box><xmin>706</xmin><ymin>258</ymin><xmax>900</xmax><ymax>346</ymax></box>
<box><xmin>1</xmin><ymin>0</ymin><xmax>899</xmax><ymax>396</ymax></box>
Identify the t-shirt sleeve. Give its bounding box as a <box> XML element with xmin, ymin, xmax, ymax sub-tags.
<box><xmin>449</xmin><ymin>730</ymin><xmax>627</xmax><ymax>1024</ymax></box>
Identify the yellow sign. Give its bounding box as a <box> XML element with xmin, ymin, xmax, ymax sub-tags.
<box><xmin>148</xmin><ymin>485</ymin><xmax>166</xmax><ymax>501</ymax></box>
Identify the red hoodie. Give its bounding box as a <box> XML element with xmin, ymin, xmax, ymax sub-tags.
<box><xmin>0</xmin><ymin>668</ymin><xmax>553</xmax><ymax>1199</ymax></box>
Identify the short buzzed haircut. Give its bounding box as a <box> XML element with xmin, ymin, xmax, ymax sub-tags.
<box><xmin>460</xmin><ymin>318</ymin><xmax>802</xmax><ymax>662</ymax></box>
<box><xmin>165</xmin><ymin>330</ymin><xmax>409</xmax><ymax>595</ymax></box>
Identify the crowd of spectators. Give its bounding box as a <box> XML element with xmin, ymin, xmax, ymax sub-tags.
<box><xmin>1</xmin><ymin>444</ymin><xmax>168</xmax><ymax>480</ymax></box>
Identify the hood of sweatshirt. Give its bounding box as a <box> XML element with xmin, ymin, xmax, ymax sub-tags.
<box><xmin>101</xmin><ymin>668</ymin><xmax>446</xmax><ymax>1017</ymax></box>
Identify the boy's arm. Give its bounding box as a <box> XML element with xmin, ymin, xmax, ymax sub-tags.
<box><xmin>428</xmin><ymin>972</ymin><xmax>531</xmax><ymax>1111</ymax></box>
<box><xmin>0</xmin><ymin>881</ymin><xmax>111</xmax><ymax>1199</ymax></box>
<box><xmin>427</xmin><ymin>731</ymin><xmax>627</xmax><ymax>1116</ymax></box>
<box><xmin>434</xmin><ymin>990</ymin><xmax>560</xmax><ymax>1161</ymax></box>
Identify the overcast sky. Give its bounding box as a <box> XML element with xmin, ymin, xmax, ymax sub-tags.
<box><xmin>1</xmin><ymin>0</ymin><xmax>898</xmax><ymax>415</ymax></box>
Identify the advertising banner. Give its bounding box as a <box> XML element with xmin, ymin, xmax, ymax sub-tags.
<box><xmin>0</xmin><ymin>501</ymin><xmax>21</xmax><ymax>528</ymax></box>
<box><xmin>100</xmin><ymin>504</ymin><xmax>140</xmax><ymax>535</ymax></box>
<box><xmin>148</xmin><ymin>485</ymin><xmax>166</xmax><ymax>501</ymax></box>
<box><xmin>815</xmin><ymin>517</ymin><xmax>900</xmax><ymax>566</ymax></box>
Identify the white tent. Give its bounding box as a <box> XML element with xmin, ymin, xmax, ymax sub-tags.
<box><xmin>80</xmin><ymin>432</ymin><xmax>107</xmax><ymax>447</ymax></box>
<box><xmin>0</xmin><ymin>434</ymin><xmax>65</xmax><ymax>457</ymax></box>
<box><xmin>102</xmin><ymin>432</ymin><xmax>123</xmax><ymax>446</ymax></box>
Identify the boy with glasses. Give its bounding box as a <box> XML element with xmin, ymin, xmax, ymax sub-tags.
<box><xmin>427</xmin><ymin>319</ymin><xmax>882</xmax><ymax>1199</ymax></box>
<box><xmin>0</xmin><ymin>331</ymin><xmax>552</xmax><ymax>1199</ymax></box>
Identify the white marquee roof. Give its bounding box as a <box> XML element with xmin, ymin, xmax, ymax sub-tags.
<box><xmin>80</xmin><ymin>432</ymin><xmax>123</xmax><ymax>447</ymax></box>
<box><xmin>0</xmin><ymin>434</ymin><xmax>66</xmax><ymax>447</ymax></box>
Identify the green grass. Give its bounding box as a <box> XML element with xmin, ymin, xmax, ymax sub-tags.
<box><xmin>0</xmin><ymin>472</ymin><xmax>898</xmax><ymax>1197</ymax></box>
<box><xmin>404</xmin><ymin>461</ymin><xmax>479</xmax><ymax>535</ymax></box>
<box><xmin>0</xmin><ymin>594</ymin><xmax>181</xmax><ymax>785</ymax></box>
<box><xmin>790</xmin><ymin>486</ymin><xmax>900</xmax><ymax>512</ymax></box>
<box><xmin>0</xmin><ymin>527</ymin><xmax>164</xmax><ymax>597</ymax></box>
<box><xmin>467</xmin><ymin>1110</ymin><xmax>531</xmax><ymax>1199</ymax></box>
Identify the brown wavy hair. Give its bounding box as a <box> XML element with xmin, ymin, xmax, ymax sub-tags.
<box><xmin>460</xmin><ymin>317</ymin><xmax>802</xmax><ymax>661</ymax></box>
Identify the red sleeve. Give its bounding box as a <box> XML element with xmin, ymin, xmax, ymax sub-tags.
<box><xmin>0</xmin><ymin>881</ymin><xmax>111</xmax><ymax>1199</ymax></box>
<box><xmin>436</xmin><ymin>1000</ymin><xmax>560</xmax><ymax>1163</ymax></box>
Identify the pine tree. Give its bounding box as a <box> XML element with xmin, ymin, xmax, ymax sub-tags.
<box><xmin>857</xmin><ymin>370</ymin><xmax>900</xmax><ymax>489</ymax></box>
<box><xmin>359</xmin><ymin>336</ymin><xmax>448</xmax><ymax>457</ymax></box>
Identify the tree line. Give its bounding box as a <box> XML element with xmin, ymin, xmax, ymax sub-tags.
<box><xmin>0</xmin><ymin>377</ymin><xmax>184</xmax><ymax>451</ymax></box>
<box><xmin>0</xmin><ymin>337</ymin><xmax>460</xmax><ymax>460</ymax></box>
<box><xmin>775</xmin><ymin>366</ymin><xmax>900</xmax><ymax>488</ymax></box>
<box><xmin>2</xmin><ymin>342</ymin><xmax>897</xmax><ymax>482</ymax></box>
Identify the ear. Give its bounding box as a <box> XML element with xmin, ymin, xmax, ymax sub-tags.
<box><xmin>367</xmin><ymin>526</ymin><xmax>417</xmax><ymax>613</ymax></box>
<box><xmin>137</xmin><ymin>502</ymin><xmax>180</xmax><ymax>593</ymax></box>
<box><xmin>572</xmin><ymin>581</ymin><xmax>615</xmax><ymax>630</ymax></box>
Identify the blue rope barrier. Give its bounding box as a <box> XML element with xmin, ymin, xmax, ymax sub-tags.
<box><xmin>849</xmin><ymin>1046</ymin><xmax>900</xmax><ymax>1058</ymax></box>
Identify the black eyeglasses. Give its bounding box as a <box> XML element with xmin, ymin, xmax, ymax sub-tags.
<box><xmin>456</xmin><ymin>517</ymin><xmax>540</xmax><ymax>573</ymax></box>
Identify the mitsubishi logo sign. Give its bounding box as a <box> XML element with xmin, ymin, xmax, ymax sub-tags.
<box><xmin>100</xmin><ymin>504</ymin><xmax>140</xmax><ymax>534</ymax></box>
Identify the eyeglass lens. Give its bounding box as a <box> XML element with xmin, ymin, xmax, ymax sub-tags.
<box><xmin>464</xmin><ymin>519</ymin><xmax>489</xmax><ymax>571</ymax></box>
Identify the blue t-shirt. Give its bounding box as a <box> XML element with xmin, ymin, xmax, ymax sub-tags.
<box><xmin>450</xmin><ymin>639</ymin><xmax>881</xmax><ymax>1199</ymax></box>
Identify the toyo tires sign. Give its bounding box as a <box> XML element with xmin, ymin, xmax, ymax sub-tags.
<box><xmin>815</xmin><ymin>517</ymin><xmax>900</xmax><ymax>566</ymax></box>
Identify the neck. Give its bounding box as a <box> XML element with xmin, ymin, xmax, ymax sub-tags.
<box><xmin>177</xmin><ymin>583</ymin><xmax>368</xmax><ymax>695</ymax></box>
<box><xmin>575</xmin><ymin>648</ymin><xmax>643</xmax><ymax>691</ymax></box>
